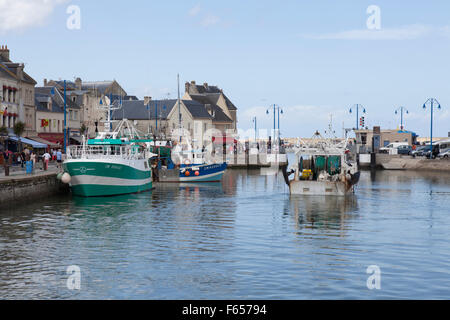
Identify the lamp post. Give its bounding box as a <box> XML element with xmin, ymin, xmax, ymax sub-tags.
<box><xmin>394</xmin><ymin>106</ymin><xmax>409</xmax><ymax>130</ymax></box>
<box><xmin>252</xmin><ymin>117</ymin><xmax>257</xmax><ymax>142</ymax></box>
<box><xmin>422</xmin><ymin>98</ymin><xmax>442</xmax><ymax>158</ymax></box>
<box><xmin>63</xmin><ymin>80</ymin><xmax>67</xmax><ymax>153</ymax></box>
<box><xmin>349</xmin><ymin>104</ymin><xmax>366</xmax><ymax>130</ymax></box>
<box><xmin>266</xmin><ymin>104</ymin><xmax>283</xmax><ymax>143</ymax></box>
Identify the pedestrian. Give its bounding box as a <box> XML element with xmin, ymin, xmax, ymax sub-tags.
<box><xmin>30</xmin><ymin>151</ymin><xmax>36</xmax><ymax>173</ymax></box>
<box><xmin>56</xmin><ymin>149</ymin><xmax>62</xmax><ymax>169</ymax></box>
<box><xmin>21</xmin><ymin>150</ymin><xmax>26</xmax><ymax>168</ymax></box>
<box><xmin>52</xmin><ymin>149</ymin><xmax>57</xmax><ymax>162</ymax></box>
<box><xmin>43</xmin><ymin>151</ymin><xmax>51</xmax><ymax>171</ymax></box>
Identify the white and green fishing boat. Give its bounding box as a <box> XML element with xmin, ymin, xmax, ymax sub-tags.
<box><xmin>62</xmin><ymin>100</ymin><xmax>156</xmax><ymax>197</ymax></box>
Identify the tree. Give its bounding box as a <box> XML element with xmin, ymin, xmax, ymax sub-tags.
<box><xmin>13</xmin><ymin>121</ymin><xmax>26</xmax><ymax>153</ymax></box>
<box><xmin>80</xmin><ymin>123</ymin><xmax>87</xmax><ymax>136</ymax></box>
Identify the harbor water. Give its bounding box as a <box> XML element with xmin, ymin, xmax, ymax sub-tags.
<box><xmin>1</xmin><ymin>162</ymin><xmax>450</xmax><ymax>299</ymax></box>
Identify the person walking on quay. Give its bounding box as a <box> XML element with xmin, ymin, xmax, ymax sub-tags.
<box><xmin>43</xmin><ymin>151</ymin><xmax>51</xmax><ymax>171</ymax></box>
<box><xmin>56</xmin><ymin>149</ymin><xmax>62</xmax><ymax>169</ymax></box>
<box><xmin>30</xmin><ymin>151</ymin><xmax>36</xmax><ymax>173</ymax></box>
<box><xmin>52</xmin><ymin>149</ymin><xmax>57</xmax><ymax>162</ymax></box>
<box><xmin>2</xmin><ymin>150</ymin><xmax>11</xmax><ymax>176</ymax></box>
<box><xmin>20</xmin><ymin>150</ymin><xmax>26</xmax><ymax>169</ymax></box>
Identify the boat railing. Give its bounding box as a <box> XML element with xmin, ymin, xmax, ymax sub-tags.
<box><xmin>67</xmin><ymin>145</ymin><xmax>146</xmax><ymax>160</ymax></box>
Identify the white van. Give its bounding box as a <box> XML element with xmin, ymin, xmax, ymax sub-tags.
<box><xmin>379</xmin><ymin>142</ymin><xmax>409</xmax><ymax>154</ymax></box>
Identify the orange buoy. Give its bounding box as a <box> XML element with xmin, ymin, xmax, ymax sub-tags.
<box><xmin>185</xmin><ymin>171</ymin><xmax>190</xmax><ymax>176</ymax></box>
<box><xmin>195</xmin><ymin>171</ymin><xmax>200</xmax><ymax>176</ymax></box>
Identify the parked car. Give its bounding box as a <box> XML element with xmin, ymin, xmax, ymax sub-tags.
<box><xmin>411</xmin><ymin>146</ymin><xmax>428</xmax><ymax>157</ymax></box>
<box><xmin>379</xmin><ymin>142</ymin><xmax>409</xmax><ymax>154</ymax></box>
<box><xmin>397</xmin><ymin>145</ymin><xmax>412</xmax><ymax>155</ymax></box>
<box><xmin>437</xmin><ymin>149</ymin><xmax>450</xmax><ymax>159</ymax></box>
<box><xmin>423</xmin><ymin>145</ymin><xmax>440</xmax><ymax>159</ymax></box>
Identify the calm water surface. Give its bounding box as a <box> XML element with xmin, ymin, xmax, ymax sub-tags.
<box><xmin>1</xmin><ymin>163</ymin><xmax>450</xmax><ymax>299</ymax></box>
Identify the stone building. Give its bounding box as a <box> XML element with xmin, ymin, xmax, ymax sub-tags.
<box><xmin>111</xmin><ymin>98</ymin><xmax>215</xmax><ymax>148</ymax></box>
<box><xmin>44</xmin><ymin>78</ymin><xmax>128</xmax><ymax>137</ymax></box>
<box><xmin>0</xmin><ymin>45</ymin><xmax>37</xmax><ymax>136</ymax></box>
<box><xmin>183</xmin><ymin>81</ymin><xmax>237</xmax><ymax>134</ymax></box>
<box><xmin>33</xmin><ymin>86</ymin><xmax>81</xmax><ymax>146</ymax></box>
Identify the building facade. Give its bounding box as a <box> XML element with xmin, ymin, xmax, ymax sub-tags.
<box><xmin>45</xmin><ymin>78</ymin><xmax>128</xmax><ymax>137</ymax></box>
<box><xmin>183</xmin><ymin>81</ymin><xmax>237</xmax><ymax>134</ymax></box>
<box><xmin>0</xmin><ymin>45</ymin><xmax>37</xmax><ymax>136</ymax></box>
<box><xmin>111</xmin><ymin>98</ymin><xmax>215</xmax><ymax>148</ymax></box>
<box><xmin>354</xmin><ymin>127</ymin><xmax>418</xmax><ymax>153</ymax></box>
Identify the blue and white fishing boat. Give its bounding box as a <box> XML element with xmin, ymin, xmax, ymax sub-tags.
<box><xmin>151</xmin><ymin>146</ymin><xmax>227</xmax><ymax>183</ymax></box>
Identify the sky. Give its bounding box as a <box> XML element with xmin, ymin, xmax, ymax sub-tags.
<box><xmin>1</xmin><ymin>0</ymin><xmax>450</xmax><ymax>138</ymax></box>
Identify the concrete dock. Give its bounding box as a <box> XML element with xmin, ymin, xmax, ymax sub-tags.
<box><xmin>359</xmin><ymin>153</ymin><xmax>450</xmax><ymax>172</ymax></box>
<box><xmin>0</xmin><ymin>167</ymin><xmax>69</xmax><ymax>206</ymax></box>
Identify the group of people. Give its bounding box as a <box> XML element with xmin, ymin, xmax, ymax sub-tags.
<box><xmin>1</xmin><ymin>148</ymin><xmax>63</xmax><ymax>175</ymax></box>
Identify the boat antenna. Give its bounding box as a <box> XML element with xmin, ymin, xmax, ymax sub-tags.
<box><xmin>177</xmin><ymin>73</ymin><xmax>181</xmax><ymax>143</ymax></box>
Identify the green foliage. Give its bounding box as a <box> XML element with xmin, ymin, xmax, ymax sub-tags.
<box><xmin>13</xmin><ymin>121</ymin><xmax>26</xmax><ymax>138</ymax></box>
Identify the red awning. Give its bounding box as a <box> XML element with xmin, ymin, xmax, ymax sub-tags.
<box><xmin>212</xmin><ymin>136</ymin><xmax>237</xmax><ymax>144</ymax></box>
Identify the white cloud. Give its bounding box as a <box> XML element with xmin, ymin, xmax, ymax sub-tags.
<box><xmin>188</xmin><ymin>4</ymin><xmax>201</xmax><ymax>17</ymax></box>
<box><xmin>0</xmin><ymin>0</ymin><xmax>68</xmax><ymax>33</ymax></box>
<box><xmin>200</xmin><ymin>14</ymin><xmax>220</xmax><ymax>27</ymax></box>
<box><xmin>301</xmin><ymin>24</ymin><xmax>436</xmax><ymax>40</ymax></box>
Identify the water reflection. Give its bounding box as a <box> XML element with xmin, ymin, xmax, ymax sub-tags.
<box><xmin>287</xmin><ymin>195</ymin><xmax>358</xmax><ymax>232</ymax></box>
<box><xmin>1</xmin><ymin>168</ymin><xmax>450</xmax><ymax>299</ymax></box>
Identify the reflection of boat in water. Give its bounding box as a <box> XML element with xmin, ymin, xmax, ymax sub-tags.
<box><xmin>289</xmin><ymin>195</ymin><xmax>358</xmax><ymax>230</ymax></box>
<box><xmin>281</xmin><ymin>131</ymin><xmax>360</xmax><ymax>196</ymax></box>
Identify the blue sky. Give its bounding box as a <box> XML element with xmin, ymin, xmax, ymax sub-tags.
<box><xmin>1</xmin><ymin>0</ymin><xmax>450</xmax><ymax>138</ymax></box>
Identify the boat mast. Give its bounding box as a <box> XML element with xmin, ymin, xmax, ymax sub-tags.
<box><xmin>177</xmin><ymin>73</ymin><xmax>181</xmax><ymax>143</ymax></box>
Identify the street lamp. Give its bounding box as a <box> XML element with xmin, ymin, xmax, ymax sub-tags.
<box><xmin>266</xmin><ymin>104</ymin><xmax>283</xmax><ymax>143</ymax></box>
<box><xmin>349</xmin><ymin>104</ymin><xmax>366</xmax><ymax>130</ymax></box>
<box><xmin>394</xmin><ymin>106</ymin><xmax>409</xmax><ymax>130</ymax></box>
<box><xmin>252</xmin><ymin>117</ymin><xmax>257</xmax><ymax>142</ymax></box>
<box><xmin>422</xmin><ymin>98</ymin><xmax>442</xmax><ymax>157</ymax></box>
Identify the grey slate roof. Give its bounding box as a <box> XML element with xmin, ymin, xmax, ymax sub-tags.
<box><xmin>0</xmin><ymin>64</ymin><xmax>16</xmax><ymax>80</ymax></box>
<box><xmin>35</xmin><ymin>86</ymin><xmax>80</xmax><ymax>111</ymax></box>
<box><xmin>111</xmin><ymin>99</ymin><xmax>212</xmax><ymax>120</ymax></box>
<box><xmin>35</xmin><ymin>93</ymin><xmax>64</xmax><ymax>113</ymax></box>
<box><xmin>111</xmin><ymin>99</ymin><xmax>177</xmax><ymax>120</ymax></box>
<box><xmin>189</xmin><ymin>94</ymin><xmax>232</xmax><ymax>122</ymax></box>
<box><xmin>81</xmin><ymin>81</ymin><xmax>116</xmax><ymax>96</ymax></box>
<box><xmin>0</xmin><ymin>61</ymin><xmax>37</xmax><ymax>85</ymax></box>
<box><xmin>188</xmin><ymin>83</ymin><xmax>237</xmax><ymax>111</ymax></box>
<box><xmin>182</xmin><ymin>100</ymin><xmax>212</xmax><ymax>119</ymax></box>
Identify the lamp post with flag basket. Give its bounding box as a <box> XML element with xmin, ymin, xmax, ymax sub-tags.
<box><xmin>422</xmin><ymin>98</ymin><xmax>442</xmax><ymax>158</ymax></box>
<box><xmin>349</xmin><ymin>104</ymin><xmax>366</xmax><ymax>130</ymax></box>
<box><xmin>266</xmin><ymin>104</ymin><xmax>283</xmax><ymax>145</ymax></box>
<box><xmin>395</xmin><ymin>106</ymin><xmax>409</xmax><ymax>130</ymax></box>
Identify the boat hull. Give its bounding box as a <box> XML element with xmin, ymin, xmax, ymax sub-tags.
<box><xmin>289</xmin><ymin>180</ymin><xmax>353</xmax><ymax>196</ymax></box>
<box><xmin>63</xmin><ymin>159</ymin><xmax>152</xmax><ymax>197</ymax></box>
<box><xmin>157</xmin><ymin>163</ymin><xmax>227</xmax><ymax>183</ymax></box>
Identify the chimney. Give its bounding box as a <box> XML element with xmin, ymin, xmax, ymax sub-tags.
<box><xmin>75</xmin><ymin>77</ymin><xmax>82</xmax><ymax>90</ymax></box>
<box><xmin>0</xmin><ymin>45</ymin><xmax>10</xmax><ymax>61</ymax></box>
<box><xmin>144</xmin><ymin>96</ymin><xmax>152</xmax><ymax>106</ymax></box>
<box><xmin>190</xmin><ymin>80</ymin><xmax>196</xmax><ymax>86</ymax></box>
<box><xmin>203</xmin><ymin>82</ymin><xmax>208</xmax><ymax>90</ymax></box>
<box><xmin>16</xmin><ymin>63</ymin><xmax>24</xmax><ymax>80</ymax></box>
<box><xmin>44</xmin><ymin>79</ymin><xmax>48</xmax><ymax>86</ymax></box>
<box><xmin>185</xmin><ymin>81</ymin><xmax>190</xmax><ymax>93</ymax></box>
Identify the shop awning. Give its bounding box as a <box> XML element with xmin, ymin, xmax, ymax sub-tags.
<box><xmin>27</xmin><ymin>136</ymin><xmax>60</xmax><ymax>148</ymax></box>
<box><xmin>212</xmin><ymin>136</ymin><xmax>237</xmax><ymax>144</ymax></box>
<box><xmin>8</xmin><ymin>136</ymin><xmax>48</xmax><ymax>148</ymax></box>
